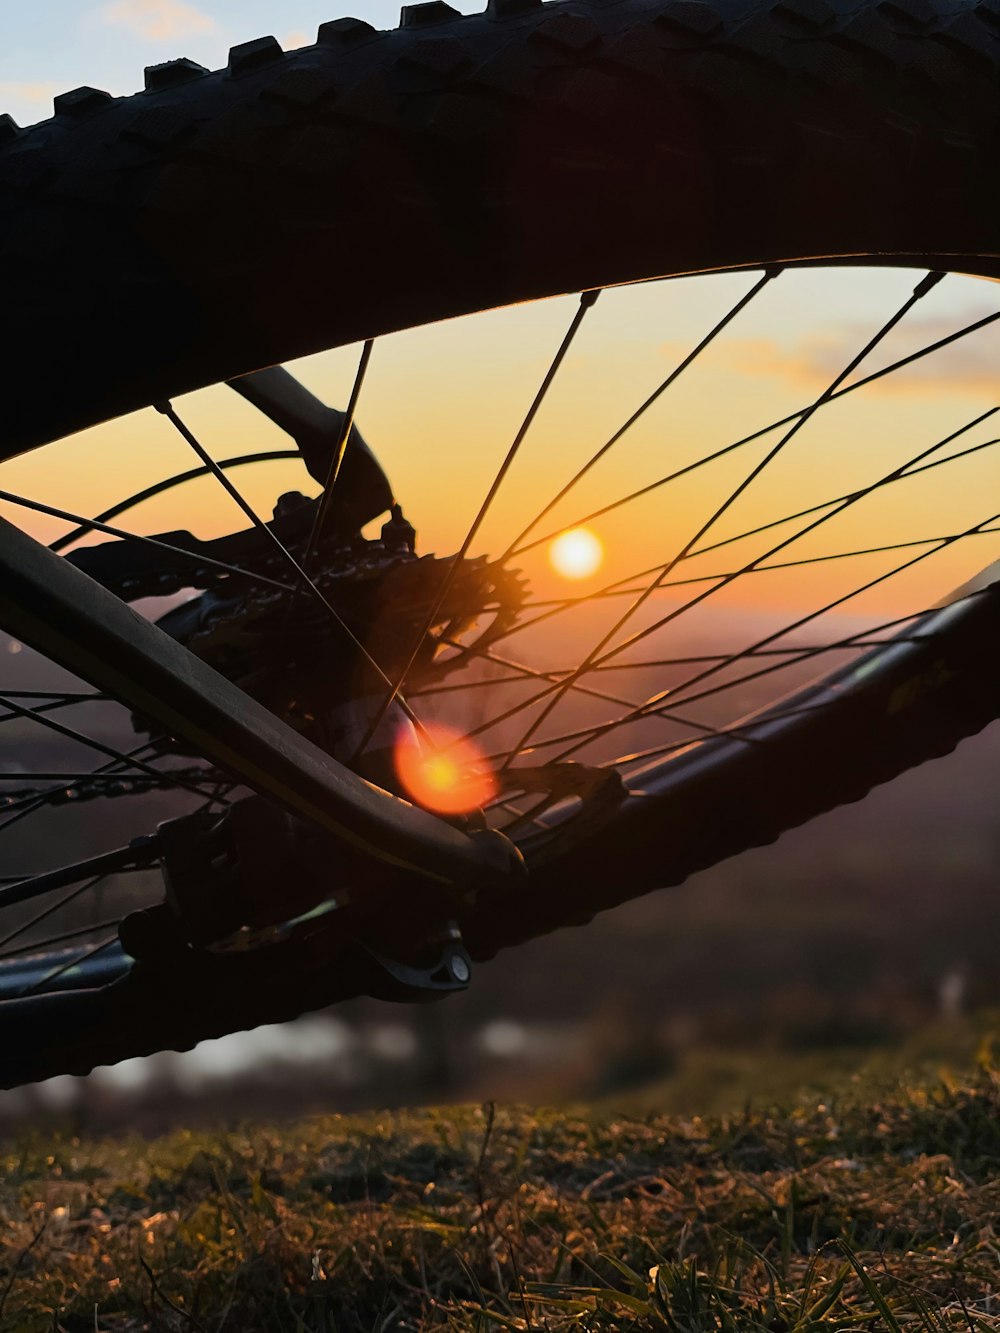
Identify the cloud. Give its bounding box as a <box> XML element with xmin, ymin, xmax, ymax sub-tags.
<box><xmin>713</xmin><ymin>312</ymin><xmax>999</xmax><ymax>400</ymax></box>
<box><xmin>0</xmin><ymin>82</ymin><xmax>61</xmax><ymax>108</ymax></box>
<box><xmin>100</xmin><ymin>0</ymin><xmax>216</xmax><ymax>41</ymax></box>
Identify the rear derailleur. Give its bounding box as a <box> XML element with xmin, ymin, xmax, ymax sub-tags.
<box><xmin>119</xmin><ymin>794</ymin><xmax>478</xmax><ymax>1005</ymax></box>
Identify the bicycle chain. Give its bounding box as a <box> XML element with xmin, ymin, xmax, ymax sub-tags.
<box><xmin>165</xmin><ymin>542</ymin><xmax>529</xmax><ymax>692</ymax></box>
<box><xmin>0</xmin><ymin>766</ymin><xmax>230</xmax><ymax>812</ymax></box>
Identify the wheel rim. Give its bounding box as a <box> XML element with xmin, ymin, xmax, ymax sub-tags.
<box><xmin>1</xmin><ymin>0</ymin><xmax>998</xmax><ymax>1061</ymax></box>
<box><xmin>0</xmin><ymin>260</ymin><xmax>998</xmax><ymax>1000</ymax></box>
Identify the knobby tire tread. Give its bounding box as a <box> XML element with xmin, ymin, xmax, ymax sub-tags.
<box><xmin>1</xmin><ymin>0</ymin><xmax>998</xmax><ymax>455</ymax></box>
<box><xmin>1</xmin><ymin>0</ymin><xmax>999</xmax><ymax>973</ymax></box>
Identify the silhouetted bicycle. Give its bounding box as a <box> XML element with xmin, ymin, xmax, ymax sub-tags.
<box><xmin>0</xmin><ymin>0</ymin><xmax>997</xmax><ymax>1086</ymax></box>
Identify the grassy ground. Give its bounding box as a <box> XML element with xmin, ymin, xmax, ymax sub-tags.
<box><xmin>3</xmin><ymin>1035</ymin><xmax>1000</xmax><ymax>1331</ymax></box>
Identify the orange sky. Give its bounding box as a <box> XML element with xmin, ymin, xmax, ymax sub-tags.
<box><xmin>2</xmin><ymin>266</ymin><xmax>997</xmax><ymax>664</ymax></box>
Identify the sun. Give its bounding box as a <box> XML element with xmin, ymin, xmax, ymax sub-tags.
<box><xmin>549</xmin><ymin>527</ymin><xmax>603</xmax><ymax>580</ymax></box>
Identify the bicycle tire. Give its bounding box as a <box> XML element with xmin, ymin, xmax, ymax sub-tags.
<box><xmin>3</xmin><ymin>0</ymin><xmax>997</xmax><ymax>455</ymax></box>
<box><xmin>0</xmin><ymin>0</ymin><xmax>998</xmax><ymax>1074</ymax></box>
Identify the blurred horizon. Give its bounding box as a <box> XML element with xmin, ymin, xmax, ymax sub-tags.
<box><xmin>4</xmin><ymin>711</ymin><xmax>1000</xmax><ymax>1132</ymax></box>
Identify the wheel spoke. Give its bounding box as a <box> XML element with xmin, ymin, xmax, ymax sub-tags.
<box><xmin>0</xmin><ymin>743</ymin><xmax>167</xmax><ymax>820</ymax></box>
<box><xmin>563</xmin><ymin>634</ymin><xmax>942</xmax><ymax>673</ymax></box>
<box><xmin>472</xmin><ymin>401</ymin><xmax>996</xmax><ymax>754</ymax></box>
<box><xmin>2</xmin><ymin>916</ymin><xmax>124</xmax><ymax>962</ymax></box>
<box><xmin>301</xmin><ymin>340</ymin><xmax>374</xmax><ymax>576</ymax></box>
<box><xmin>568</xmin><ymin>409</ymin><xmax>997</xmax><ymax>694</ymax></box>
<box><xmin>689</xmin><ymin>415</ymin><xmax>1000</xmax><ymax>563</ymax></box>
<box><xmin>498</xmin><ymin>274</ymin><xmax>946</xmax><ymax>769</ymax></box>
<box><xmin>0</xmin><ymin>876</ymin><xmax>104</xmax><ymax>954</ymax></box>
<box><xmin>496</xmin><ymin>610</ymin><xmax>924</xmax><ymax>761</ymax></box>
<box><xmin>0</xmin><ymin>695</ymin><xmax>106</xmax><ymax>726</ymax></box>
<box><xmin>499</xmin><ymin>267</ymin><xmax>781</xmax><ymax>560</ymax></box>
<box><xmin>0</xmin><ymin>487</ymin><xmax>295</xmax><ymax>592</ymax></box>
<box><xmin>0</xmin><ymin>767</ymin><xmax>213</xmax><ymax>805</ymax></box>
<box><xmin>611</xmin><ymin>700</ymin><xmax>838</xmax><ymax>770</ymax></box>
<box><xmin>0</xmin><ymin>841</ymin><xmax>160</xmax><ymax>913</ymax></box>
<box><xmin>156</xmin><ymin>397</ymin><xmax>429</xmax><ymax>739</ymax></box>
<box><xmin>412</xmin><ymin>673</ymin><xmax>537</xmax><ymax>698</ymax></box>
<box><xmin>0</xmin><ymin>772</ymin><xmax>169</xmax><ymax>784</ymax></box>
<box><xmin>3</xmin><ymin>793</ymin><xmax>96</xmax><ymax>839</ymax></box>
<box><xmin>489</xmin><ymin>415</ymin><xmax>1000</xmax><ymax>646</ymax></box>
<box><xmin>520</xmin><ymin>526</ymin><xmax>1000</xmax><ymax>608</ymax></box>
<box><xmin>0</xmin><ymin>694</ymin><xmax>226</xmax><ymax>805</ymax></box>
<box><xmin>438</xmin><ymin>640</ymin><xmax>743</xmax><ymax>741</ymax></box>
<box><xmin>508</xmin><ymin>306</ymin><xmax>999</xmax><ymax>562</ymax></box>
<box><xmin>0</xmin><ymin>691</ymin><xmax>106</xmax><ymax>702</ymax></box>
<box><xmin>488</xmin><ymin>793</ymin><xmax>564</xmax><ymax>837</ymax></box>
<box><xmin>353</xmin><ymin>289</ymin><xmax>602</xmax><ymax>762</ymax></box>
<box><xmin>437</xmin><ymin>638</ymin><xmax>646</xmax><ymax>710</ymax></box>
<box><xmin>538</xmin><ymin>512</ymin><xmax>1000</xmax><ymax>762</ymax></box>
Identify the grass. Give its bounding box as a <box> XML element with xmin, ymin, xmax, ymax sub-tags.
<box><xmin>2</xmin><ymin>1036</ymin><xmax>1000</xmax><ymax>1330</ymax></box>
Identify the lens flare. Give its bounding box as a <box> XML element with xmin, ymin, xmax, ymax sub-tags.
<box><xmin>394</xmin><ymin>723</ymin><xmax>497</xmax><ymax>815</ymax></box>
<box><xmin>549</xmin><ymin>527</ymin><xmax>603</xmax><ymax>580</ymax></box>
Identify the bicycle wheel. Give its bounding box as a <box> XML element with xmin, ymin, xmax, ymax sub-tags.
<box><xmin>0</xmin><ymin>0</ymin><xmax>998</xmax><ymax>1083</ymax></box>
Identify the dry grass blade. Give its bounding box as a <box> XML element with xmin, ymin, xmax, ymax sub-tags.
<box><xmin>1</xmin><ymin>1052</ymin><xmax>1000</xmax><ymax>1329</ymax></box>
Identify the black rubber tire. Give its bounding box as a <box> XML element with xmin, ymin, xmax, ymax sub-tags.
<box><xmin>1</xmin><ymin>0</ymin><xmax>997</xmax><ymax>458</ymax></box>
<box><xmin>1</xmin><ymin>0</ymin><xmax>999</xmax><ymax>969</ymax></box>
